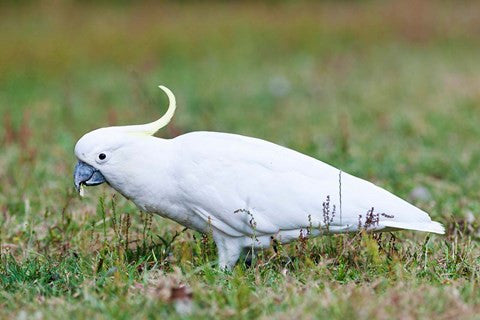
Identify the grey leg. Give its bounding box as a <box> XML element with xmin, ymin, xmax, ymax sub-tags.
<box><xmin>212</xmin><ymin>231</ymin><xmax>244</xmax><ymax>270</ymax></box>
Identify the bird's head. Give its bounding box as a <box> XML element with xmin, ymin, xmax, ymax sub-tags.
<box><xmin>73</xmin><ymin>85</ymin><xmax>176</xmax><ymax>196</ymax></box>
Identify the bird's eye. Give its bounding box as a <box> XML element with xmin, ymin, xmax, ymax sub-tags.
<box><xmin>95</xmin><ymin>152</ymin><xmax>109</xmax><ymax>164</ymax></box>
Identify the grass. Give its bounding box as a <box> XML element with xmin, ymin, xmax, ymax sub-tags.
<box><xmin>1</xmin><ymin>0</ymin><xmax>480</xmax><ymax>318</ymax></box>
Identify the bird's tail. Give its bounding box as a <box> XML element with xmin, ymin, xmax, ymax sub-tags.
<box><xmin>382</xmin><ymin>220</ymin><xmax>445</xmax><ymax>234</ymax></box>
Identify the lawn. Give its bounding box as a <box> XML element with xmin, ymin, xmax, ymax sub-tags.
<box><xmin>1</xmin><ymin>1</ymin><xmax>480</xmax><ymax>319</ymax></box>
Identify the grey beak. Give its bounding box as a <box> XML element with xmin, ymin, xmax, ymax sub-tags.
<box><xmin>74</xmin><ymin>161</ymin><xmax>106</xmax><ymax>193</ymax></box>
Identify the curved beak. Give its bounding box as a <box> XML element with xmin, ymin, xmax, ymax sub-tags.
<box><xmin>74</xmin><ymin>161</ymin><xmax>106</xmax><ymax>194</ymax></box>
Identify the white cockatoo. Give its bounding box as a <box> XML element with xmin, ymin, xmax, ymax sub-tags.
<box><xmin>74</xmin><ymin>85</ymin><xmax>444</xmax><ymax>269</ymax></box>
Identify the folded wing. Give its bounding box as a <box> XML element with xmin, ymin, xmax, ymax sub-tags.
<box><xmin>174</xmin><ymin>132</ymin><xmax>444</xmax><ymax>237</ymax></box>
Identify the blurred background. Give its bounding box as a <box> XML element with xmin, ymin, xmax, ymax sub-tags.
<box><xmin>1</xmin><ymin>0</ymin><xmax>480</xmax><ymax>233</ymax></box>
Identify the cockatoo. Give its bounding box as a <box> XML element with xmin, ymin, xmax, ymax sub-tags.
<box><xmin>74</xmin><ymin>85</ymin><xmax>444</xmax><ymax>269</ymax></box>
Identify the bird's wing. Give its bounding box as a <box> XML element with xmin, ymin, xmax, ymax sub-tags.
<box><xmin>172</xmin><ymin>131</ymin><xmax>443</xmax><ymax>237</ymax></box>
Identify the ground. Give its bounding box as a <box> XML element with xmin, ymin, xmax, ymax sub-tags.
<box><xmin>0</xmin><ymin>1</ymin><xmax>480</xmax><ymax>319</ymax></box>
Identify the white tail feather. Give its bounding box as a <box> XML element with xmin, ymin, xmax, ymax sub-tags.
<box><xmin>382</xmin><ymin>220</ymin><xmax>445</xmax><ymax>234</ymax></box>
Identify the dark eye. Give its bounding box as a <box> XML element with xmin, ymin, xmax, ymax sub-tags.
<box><xmin>98</xmin><ymin>153</ymin><xmax>106</xmax><ymax>160</ymax></box>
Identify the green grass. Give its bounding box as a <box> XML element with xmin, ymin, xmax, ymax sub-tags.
<box><xmin>1</xmin><ymin>1</ymin><xmax>480</xmax><ymax>318</ymax></box>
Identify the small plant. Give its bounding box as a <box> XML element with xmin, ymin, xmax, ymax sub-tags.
<box><xmin>322</xmin><ymin>195</ymin><xmax>336</xmax><ymax>232</ymax></box>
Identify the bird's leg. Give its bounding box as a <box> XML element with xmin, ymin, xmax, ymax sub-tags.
<box><xmin>212</xmin><ymin>232</ymin><xmax>243</xmax><ymax>270</ymax></box>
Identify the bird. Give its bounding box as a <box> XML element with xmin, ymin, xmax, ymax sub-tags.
<box><xmin>74</xmin><ymin>85</ymin><xmax>444</xmax><ymax>269</ymax></box>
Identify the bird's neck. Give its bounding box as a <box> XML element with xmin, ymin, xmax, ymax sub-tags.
<box><xmin>108</xmin><ymin>137</ymin><xmax>178</xmax><ymax>212</ymax></box>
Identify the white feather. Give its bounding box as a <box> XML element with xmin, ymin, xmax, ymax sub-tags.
<box><xmin>170</xmin><ymin>131</ymin><xmax>444</xmax><ymax>237</ymax></box>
